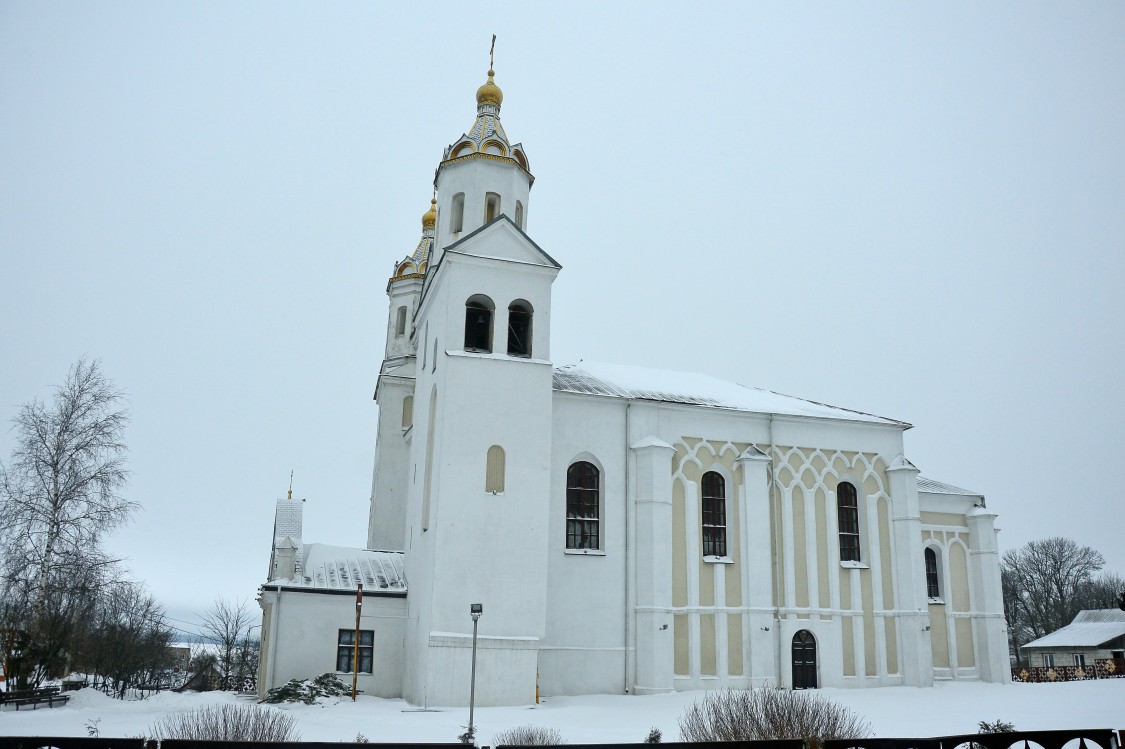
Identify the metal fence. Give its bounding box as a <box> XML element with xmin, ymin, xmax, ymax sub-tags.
<box><xmin>0</xmin><ymin>730</ymin><xmax>1119</xmax><ymax>749</ymax></box>
<box><xmin>1012</xmin><ymin>658</ymin><xmax>1125</xmax><ymax>682</ymax></box>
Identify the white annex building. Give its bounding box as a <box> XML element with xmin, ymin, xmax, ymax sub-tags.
<box><xmin>257</xmin><ymin>65</ymin><xmax>1011</xmax><ymax>706</ymax></box>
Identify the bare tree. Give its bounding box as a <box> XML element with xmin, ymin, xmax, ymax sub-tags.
<box><xmin>0</xmin><ymin>358</ymin><xmax>136</xmax><ymax>685</ymax></box>
<box><xmin>200</xmin><ymin>597</ymin><xmax>255</xmax><ymax>688</ymax></box>
<box><xmin>1002</xmin><ymin>537</ymin><xmax>1107</xmax><ymax>656</ymax></box>
<box><xmin>73</xmin><ymin>580</ymin><xmax>174</xmax><ymax>698</ymax></box>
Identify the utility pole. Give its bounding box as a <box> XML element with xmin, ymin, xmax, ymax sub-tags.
<box><xmin>352</xmin><ymin>583</ymin><xmax>363</xmax><ymax>701</ymax></box>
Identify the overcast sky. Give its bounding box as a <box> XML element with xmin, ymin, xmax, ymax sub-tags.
<box><xmin>2</xmin><ymin>2</ymin><xmax>1123</xmax><ymax>635</ymax></box>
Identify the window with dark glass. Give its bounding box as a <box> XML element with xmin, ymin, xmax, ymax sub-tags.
<box><xmin>336</xmin><ymin>629</ymin><xmax>373</xmax><ymax>673</ymax></box>
<box><xmin>566</xmin><ymin>461</ymin><xmax>600</xmax><ymax>550</ymax></box>
<box><xmin>464</xmin><ymin>296</ymin><xmax>494</xmax><ymax>352</ymax></box>
<box><xmin>925</xmin><ymin>547</ymin><xmax>940</xmax><ymax>598</ymax></box>
<box><xmin>701</xmin><ymin>471</ymin><xmax>727</xmax><ymax>557</ymax></box>
<box><xmin>837</xmin><ymin>482</ymin><xmax>861</xmax><ymax>562</ymax></box>
<box><xmin>507</xmin><ymin>301</ymin><xmax>532</xmax><ymax>357</ymax></box>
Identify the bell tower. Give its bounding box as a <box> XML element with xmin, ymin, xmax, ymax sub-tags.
<box><xmin>398</xmin><ymin>56</ymin><xmax>561</xmax><ymax>707</ymax></box>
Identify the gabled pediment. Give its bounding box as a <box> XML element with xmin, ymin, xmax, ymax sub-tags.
<box><xmin>444</xmin><ymin>215</ymin><xmax>561</xmax><ymax>269</ymax></box>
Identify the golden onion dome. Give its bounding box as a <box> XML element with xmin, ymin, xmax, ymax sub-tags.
<box><xmin>476</xmin><ymin>69</ymin><xmax>503</xmax><ymax>108</ymax></box>
<box><xmin>421</xmin><ymin>197</ymin><xmax>437</xmax><ymax>229</ymax></box>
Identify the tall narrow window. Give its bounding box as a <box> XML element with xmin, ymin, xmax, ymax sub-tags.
<box><xmin>464</xmin><ymin>295</ymin><xmax>494</xmax><ymax>352</ymax></box>
<box><xmin>485</xmin><ymin>445</ymin><xmax>505</xmax><ymax>493</ymax></box>
<box><xmin>432</xmin><ymin>338</ymin><xmax>438</xmax><ymax>372</ymax></box>
<box><xmin>421</xmin><ymin>387</ymin><xmax>436</xmax><ymax>531</ymax></box>
<box><xmin>451</xmin><ymin>193</ymin><xmax>465</xmax><ymax>233</ymax></box>
<box><xmin>337</xmin><ymin>629</ymin><xmax>373</xmax><ymax>673</ymax></box>
<box><xmin>395</xmin><ymin>306</ymin><xmax>407</xmax><ymax>337</ymax></box>
<box><xmin>837</xmin><ymin>482</ymin><xmax>861</xmax><ymax>562</ymax></box>
<box><xmin>401</xmin><ymin>395</ymin><xmax>413</xmax><ymax>429</ymax></box>
<box><xmin>484</xmin><ymin>192</ymin><xmax>500</xmax><ymax>223</ymax></box>
<box><xmin>514</xmin><ymin>200</ymin><xmax>524</xmax><ymax>229</ymax></box>
<box><xmin>701</xmin><ymin>471</ymin><xmax>726</xmax><ymax>557</ymax></box>
<box><xmin>924</xmin><ymin>547</ymin><xmax>940</xmax><ymax>599</ymax></box>
<box><xmin>566</xmin><ymin>461</ymin><xmax>600</xmax><ymax>550</ymax></box>
<box><xmin>507</xmin><ymin>300</ymin><xmax>533</xmax><ymax>357</ymax></box>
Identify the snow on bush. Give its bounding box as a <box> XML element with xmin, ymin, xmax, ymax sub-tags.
<box><xmin>678</xmin><ymin>687</ymin><xmax>871</xmax><ymax>745</ymax></box>
<box><xmin>262</xmin><ymin>672</ymin><xmax>351</xmax><ymax>704</ymax></box>
<box><xmin>493</xmin><ymin>724</ymin><xmax>567</xmax><ymax>745</ymax></box>
<box><xmin>147</xmin><ymin>702</ymin><xmax>300</xmax><ymax>741</ymax></box>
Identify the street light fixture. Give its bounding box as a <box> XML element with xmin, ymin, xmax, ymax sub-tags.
<box><xmin>468</xmin><ymin>603</ymin><xmax>483</xmax><ymax>743</ymax></box>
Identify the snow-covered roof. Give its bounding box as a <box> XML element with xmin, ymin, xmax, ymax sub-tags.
<box><xmin>917</xmin><ymin>477</ymin><xmax>980</xmax><ymax>496</ymax></box>
<box><xmin>270</xmin><ymin>543</ymin><xmax>406</xmax><ymax>593</ymax></box>
<box><xmin>1022</xmin><ymin>610</ymin><xmax>1125</xmax><ymax>649</ymax></box>
<box><xmin>553</xmin><ymin>361</ymin><xmax>908</xmax><ymax>426</ymax></box>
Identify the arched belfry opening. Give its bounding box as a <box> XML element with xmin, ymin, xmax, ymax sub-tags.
<box><xmin>464</xmin><ymin>295</ymin><xmax>494</xmax><ymax>352</ymax></box>
<box><xmin>507</xmin><ymin>300</ymin><xmax>532</xmax><ymax>357</ymax></box>
<box><xmin>792</xmin><ymin>630</ymin><xmax>818</xmax><ymax>689</ymax></box>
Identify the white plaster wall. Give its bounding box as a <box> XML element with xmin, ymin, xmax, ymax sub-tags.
<box><xmin>435</xmin><ymin>157</ymin><xmax>532</xmax><ymax>259</ymax></box>
<box><xmin>543</xmin><ymin>394</ymin><xmax>629</xmax><ymax>696</ymax></box>
<box><xmin>259</xmin><ymin>589</ymin><xmax>406</xmax><ymax>699</ymax></box>
<box><xmin>369</xmin><ymin>374</ymin><xmax>414</xmax><ymax>551</ymax></box>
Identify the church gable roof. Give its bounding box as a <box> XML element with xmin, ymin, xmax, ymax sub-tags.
<box><xmin>270</xmin><ymin>543</ymin><xmax>406</xmax><ymax>592</ymax></box>
<box><xmin>553</xmin><ymin>361</ymin><xmax>909</xmax><ymax>426</ymax></box>
<box><xmin>917</xmin><ymin>476</ymin><xmax>980</xmax><ymax>496</ymax></box>
<box><xmin>443</xmin><ymin>215</ymin><xmax>560</xmax><ymax>269</ymax></box>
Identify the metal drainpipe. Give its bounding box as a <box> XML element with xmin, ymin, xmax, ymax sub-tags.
<box><xmin>266</xmin><ymin>586</ymin><xmax>281</xmax><ymax>693</ymax></box>
<box><xmin>768</xmin><ymin>414</ymin><xmax>783</xmax><ymax>685</ymax></box>
<box><xmin>623</xmin><ymin>400</ymin><xmax>632</xmax><ymax>694</ymax></box>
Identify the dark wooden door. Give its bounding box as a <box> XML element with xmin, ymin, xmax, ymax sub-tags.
<box><xmin>792</xmin><ymin>630</ymin><xmax>817</xmax><ymax>689</ymax></box>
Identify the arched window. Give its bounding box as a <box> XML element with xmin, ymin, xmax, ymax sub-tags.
<box><xmin>507</xmin><ymin>300</ymin><xmax>533</xmax><ymax>357</ymax></box>
<box><xmin>464</xmin><ymin>296</ymin><xmax>494</xmax><ymax>352</ymax></box>
<box><xmin>401</xmin><ymin>395</ymin><xmax>413</xmax><ymax>429</ymax></box>
<box><xmin>514</xmin><ymin>200</ymin><xmax>524</xmax><ymax>229</ymax></box>
<box><xmin>451</xmin><ymin>193</ymin><xmax>465</xmax><ymax>233</ymax></box>
<box><xmin>485</xmin><ymin>445</ymin><xmax>505</xmax><ymax>493</ymax></box>
<box><xmin>924</xmin><ymin>547</ymin><xmax>941</xmax><ymax>599</ymax></box>
<box><xmin>837</xmin><ymin>482</ymin><xmax>861</xmax><ymax>562</ymax></box>
<box><xmin>566</xmin><ymin>461</ymin><xmax>600</xmax><ymax>550</ymax></box>
<box><xmin>484</xmin><ymin>192</ymin><xmax>500</xmax><ymax>223</ymax></box>
<box><xmin>395</xmin><ymin>306</ymin><xmax>407</xmax><ymax>337</ymax></box>
<box><xmin>701</xmin><ymin>471</ymin><xmax>726</xmax><ymax>557</ymax></box>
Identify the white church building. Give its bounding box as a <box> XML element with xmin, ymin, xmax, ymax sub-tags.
<box><xmin>257</xmin><ymin>65</ymin><xmax>1011</xmax><ymax>706</ymax></box>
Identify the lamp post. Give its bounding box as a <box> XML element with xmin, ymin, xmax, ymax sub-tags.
<box><xmin>467</xmin><ymin>603</ymin><xmax>483</xmax><ymax>742</ymax></box>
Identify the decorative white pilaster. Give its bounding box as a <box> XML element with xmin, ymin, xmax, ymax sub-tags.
<box><xmin>631</xmin><ymin>436</ymin><xmax>677</xmax><ymax>694</ymax></box>
<box><xmin>966</xmin><ymin>505</ymin><xmax>1011</xmax><ymax>683</ymax></box>
<box><xmin>886</xmin><ymin>455</ymin><xmax>934</xmax><ymax>687</ymax></box>
<box><xmin>737</xmin><ymin>446</ymin><xmax>776</xmax><ymax>686</ymax></box>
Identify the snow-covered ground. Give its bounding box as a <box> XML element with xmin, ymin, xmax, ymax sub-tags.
<box><xmin>1</xmin><ymin>681</ymin><xmax>1121</xmax><ymax>742</ymax></box>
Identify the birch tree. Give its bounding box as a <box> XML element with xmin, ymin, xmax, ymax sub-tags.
<box><xmin>0</xmin><ymin>358</ymin><xmax>136</xmax><ymax>684</ymax></box>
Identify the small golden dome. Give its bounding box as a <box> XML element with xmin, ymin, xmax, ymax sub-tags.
<box><xmin>476</xmin><ymin>69</ymin><xmax>503</xmax><ymax>108</ymax></box>
<box><xmin>421</xmin><ymin>197</ymin><xmax>437</xmax><ymax>229</ymax></box>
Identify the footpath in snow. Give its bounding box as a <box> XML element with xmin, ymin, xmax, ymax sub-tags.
<box><xmin>0</xmin><ymin>680</ymin><xmax>1121</xmax><ymax>742</ymax></box>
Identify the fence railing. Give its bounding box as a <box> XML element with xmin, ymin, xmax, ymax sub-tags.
<box><xmin>0</xmin><ymin>729</ymin><xmax>1119</xmax><ymax>749</ymax></box>
<box><xmin>1012</xmin><ymin>658</ymin><xmax>1125</xmax><ymax>682</ymax></box>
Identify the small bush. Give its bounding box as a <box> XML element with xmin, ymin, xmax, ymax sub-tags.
<box><xmin>263</xmin><ymin>672</ymin><xmax>352</xmax><ymax>704</ymax></box>
<box><xmin>644</xmin><ymin>727</ymin><xmax>663</xmax><ymax>743</ymax></box>
<box><xmin>148</xmin><ymin>702</ymin><xmax>300</xmax><ymax>741</ymax></box>
<box><xmin>493</xmin><ymin>724</ymin><xmax>567</xmax><ymax>745</ymax></box>
<box><xmin>979</xmin><ymin>720</ymin><xmax>1016</xmax><ymax>733</ymax></box>
<box><xmin>678</xmin><ymin>687</ymin><xmax>870</xmax><ymax>745</ymax></box>
<box><xmin>458</xmin><ymin>726</ymin><xmax>476</xmax><ymax>745</ymax></box>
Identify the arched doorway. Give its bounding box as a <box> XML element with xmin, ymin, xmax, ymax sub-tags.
<box><xmin>792</xmin><ymin>630</ymin><xmax>817</xmax><ymax>689</ymax></box>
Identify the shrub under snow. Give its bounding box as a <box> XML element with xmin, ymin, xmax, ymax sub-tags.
<box><xmin>147</xmin><ymin>702</ymin><xmax>300</xmax><ymax>741</ymax></box>
<box><xmin>678</xmin><ymin>687</ymin><xmax>871</xmax><ymax>745</ymax></box>
<box><xmin>493</xmin><ymin>724</ymin><xmax>567</xmax><ymax>745</ymax></box>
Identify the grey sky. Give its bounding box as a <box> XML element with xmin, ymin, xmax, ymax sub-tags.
<box><xmin>2</xmin><ymin>2</ymin><xmax>1123</xmax><ymax>632</ymax></box>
